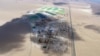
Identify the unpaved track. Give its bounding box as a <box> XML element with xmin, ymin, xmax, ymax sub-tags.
<box><xmin>70</xmin><ymin>7</ymin><xmax>100</xmax><ymax>56</ymax></box>
<box><xmin>0</xmin><ymin>1</ymin><xmax>71</xmax><ymax>56</ymax></box>
<box><xmin>0</xmin><ymin>0</ymin><xmax>100</xmax><ymax>56</ymax></box>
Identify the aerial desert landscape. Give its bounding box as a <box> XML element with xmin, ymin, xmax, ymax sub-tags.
<box><xmin>0</xmin><ymin>0</ymin><xmax>100</xmax><ymax>56</ymax></box>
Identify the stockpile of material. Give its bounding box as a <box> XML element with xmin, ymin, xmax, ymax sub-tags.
<box><xmin>29</xmin><ymin>15</ymin><xmax>68</xmax><ymax>55</ymax></box>
<box><xmin>24</xmin><ymin>6</ymin><xmax>68</xmax><ymax>55</ymax></box>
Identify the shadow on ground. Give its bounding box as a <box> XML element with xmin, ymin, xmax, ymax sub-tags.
<box><xmin>0</xmin><ymin>18</ymin><xmax>31</xmax><ymax>54</ymax></box>
<box><xmin>0</xmin><ymin>12</ymin><xmax>83</xmax><ymax>56</ymax></box>
<box><xmin>30</xmin><ymin>18</ymin><xmax>83</xmax><ymax>56</ymax></box>
<box><xmin>53</xmin><ymin>2</ymin><xmax>68</xmax><ymax>6</ymax></box>
<box><xmin>84</xmin><ymin>25</ymin><xmax>100</xmax><ymax>33</ymax></box>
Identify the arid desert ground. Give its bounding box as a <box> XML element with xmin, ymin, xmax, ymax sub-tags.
<box><xmin>0</xmin><ymin>0</ymin><xmax>100</xmax><ymax>56</ymax></box>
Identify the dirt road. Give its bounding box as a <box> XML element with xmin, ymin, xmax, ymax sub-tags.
<box><xmin>0</xmin><ymin>0</ymin><xmax>100</xmax><ymax>56</ymax></box>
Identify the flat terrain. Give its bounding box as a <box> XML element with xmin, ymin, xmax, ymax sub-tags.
<box><xmin>71</xmin><ymin>8</ymin><xmax>100</xmax><ymax>56</ymax></box>
<box><xmin>0</xmin><ymin>0</ymin><xmax>100</xmax><ymax>56</ymax></box>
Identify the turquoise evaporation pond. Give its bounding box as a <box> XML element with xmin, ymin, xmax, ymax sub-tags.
<box><xmin>29</xmin><ymin>13</ymin><xmax>48</xmax><ymax>22</ymax></box>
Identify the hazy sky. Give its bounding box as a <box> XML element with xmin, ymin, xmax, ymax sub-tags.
<box><xmin>0</xmin><ymin>0</ymin><xmax>99</xmax><ymax>5</ymax></box>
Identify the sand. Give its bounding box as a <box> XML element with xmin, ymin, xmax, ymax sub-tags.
<box><xmin>70</xmin><ymin>7</ymin><xmax>100</xmax><ymax>56</ymax></box>
<box><xmin>0</xmin><ymin>0</ymin><xmax>100</xmax><ymax>56</ymax></box>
